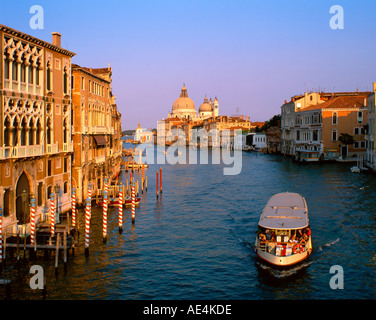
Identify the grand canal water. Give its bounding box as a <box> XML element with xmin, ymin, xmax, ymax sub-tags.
<box><xmin>3</xmin><ymin>144</ymin><xmax>376</xmax><ymax>300</ymax></box>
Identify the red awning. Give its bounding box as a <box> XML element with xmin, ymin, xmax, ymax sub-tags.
<box><xmin>94</xmin><ymin>135</ymin><xmax>107</xmax><ymax>146</ymax></box>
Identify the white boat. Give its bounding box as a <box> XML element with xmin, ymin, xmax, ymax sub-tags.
<box><xmin>255</xmin><ymin>192</ymin><xmax>313</xmax><ymax>267</ymax></box>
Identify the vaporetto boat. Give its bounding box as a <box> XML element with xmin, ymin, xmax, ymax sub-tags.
<box><xmin>255</xmin><ymin>192</ymin><xmax>312</xmax><ymax>267</ymax></box>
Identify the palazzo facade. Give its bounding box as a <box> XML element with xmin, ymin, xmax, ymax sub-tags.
<box><xmin>0</xmin><ymin>25</ymin><xmax>75</xmax><ymax>232</ymax></box>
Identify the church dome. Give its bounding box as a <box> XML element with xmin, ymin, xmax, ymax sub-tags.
<box><xmin>199</xmin><ymin>96</ymin><xmax>213</xmax><ymax>112</ymax></box>
<box><xmin>172</xmin><ymin>85</ymin><xmax>196</xmax><ymax>112</ymax></box>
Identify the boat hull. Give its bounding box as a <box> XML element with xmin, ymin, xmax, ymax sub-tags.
<box><xmin>255</xmin><ymin>238</ymin><xmax>312</xmax><ymax>267</ymax></box>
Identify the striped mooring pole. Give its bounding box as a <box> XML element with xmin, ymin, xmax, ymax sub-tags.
<box><xmin>118</xmin><ymin>183</ymin><xmax>123</xmax><ymax>234</ymax></box>
<box><xmin>84</xmin><ymin>197</ymin><xmax>91</xmax><ymax>257</ymax></box>
<box><xmin>131</xmin><ymin>184</ymin><xmax>136</xmax><ymax>225</ymax></box>
<box><xmin>71</xmin><ymin>187</ymin><xmax>76</xmax><ymax>228</ymax></box>
<box><xmin>30</xmin><ymin>197</ymin><xmax>36</xmax><ymax>246</ymax></box>
<box><xmin>88</xmin><ymin>182</ymin><xmax>92</xmax><ymax>220</ymax></box>
<box><xmin>50</xmin><ymin>193</ymin><xmax>55</xmax><ymax>238</ymax></box>
<box><xmin>103</xmin><ymin>190</ymin><xmax>108</xmax><ymax>243</ymax></box>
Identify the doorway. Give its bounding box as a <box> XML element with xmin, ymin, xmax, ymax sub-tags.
<box><xmin>16</xmin><ymin>172</ymin><xmax>30</xmax><ymax>225</ymax></box>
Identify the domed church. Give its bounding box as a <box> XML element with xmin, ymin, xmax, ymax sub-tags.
<box><xmin>169</xmin><ymin>84</ymin><xmax>197</xmax><ymax>120</ymax></box>
<box><xmin>168</xmin><ymin>84</ymin><xmax>219</xmax><ymax>120</ymax></box>
<box><xmin>199</xmin><ymin>96</ymin><xmax>219</xmax><ymax>119</ymax></box>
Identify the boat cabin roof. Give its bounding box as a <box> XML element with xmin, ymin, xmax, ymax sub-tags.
<box><xmin>258</xmin><ymin>192</ymin><xmax>309</xmax><ymax>230</ymax></box>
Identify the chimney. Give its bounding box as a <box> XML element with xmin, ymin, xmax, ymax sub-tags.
<box><xmin>373</xmin><ymin>82</ymin><xmax>376</xmax><ymax>93</ymax></box>
<box><xmin>52</xmin><ymin>32</ymin><xmax>61</xmax><ymax>47</ymax></box>
<box><xmin>364</xmin><ymin>98</ymin><xmax>367</xmax><ymax>107</ymax></box>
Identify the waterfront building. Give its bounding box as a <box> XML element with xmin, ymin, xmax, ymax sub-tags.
<box><xmin>71</xmin><ymin>64</ymin><xmax>122</xmax><ymax>204</ymax></box>
<box><xmin>280</xmin><ymin>92</ymin><xmax>324</xmax><ymax>156</ymax></box>
<box><xmin>0</xmin><ymin>25</ymin><xmax>75</xmax><ymax>232</ymax></box>
<box><xmin>365</xmin><ymin>83</ymin><xmax>376</xmax><ymax>170</ymax></box>
<box><xmin>266</xmin><ymin>125</ymin><xmax>281</xmax><ymax>153</ymax></box>
<box><xmin>134</xmin><ymin>123</ymin><xmax>154</xmax><ymax>143</ymax></box>
<box><xmin>294</xmin><ymin>93</ymin><xmax>369</xmax><ymax>161</ymax></box>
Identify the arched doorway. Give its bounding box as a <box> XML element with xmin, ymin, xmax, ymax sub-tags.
<box><xmin>16</xmin><ymin>172</ymin><xmax>30</xmax><ymax>225</ymax></box>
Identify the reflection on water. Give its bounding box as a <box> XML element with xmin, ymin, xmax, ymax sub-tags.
<box><xmin>3</xmin><ymin>149</ymin><xmax>376</xmax><ymax>300</ymax></box>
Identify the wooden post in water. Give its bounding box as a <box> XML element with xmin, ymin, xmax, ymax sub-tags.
<box><xmin>63</xmin><ymin>231</ymin><xmax>67</xmax><ymax>273</ymax></box>
<box><xmin>160</xmin><ymin>167</ymin><xmax>162</xmax><ymax>194</ymax></box>
<box><xmin>118</xmin><ymin>183</ymin><xmax>123</xmax><ymax>234</ymax></box>
<box><xmin>72</xmin><ymin>187</ymin><xmax>76</xmax><ymax>229</ymax></box>
<box><xmin>16</xmin><ymin>228</ymin><xmax>20</xmax><ymax>261</ymax></box>
<box><xmin>145</xmin><ymin>175</ymin><xmax>148</xmax><ymax>192</ymax></box>
<box><xmin>84</xmin><ymin>197</ymin><xmax>91</xmax><ymax>257</ymax></box>
<box><xmin>55</xmin><ymin>233</ymin><xmax>60</xmax><ymax>276</ymax></box>
<box><xmin>156</xmin><ymin>171</ymin><xmax>159</xmax><ymax>199</ymax></box>
<box><xmin>103</xmin><ymin>190</ymin><xmax>108</xmax><ymax>243</ymax></box>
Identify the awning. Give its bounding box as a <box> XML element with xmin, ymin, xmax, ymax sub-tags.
<box><xmin>94</xmin><ymin>135</ymin><xmax>107</xmax><ymax>146</ymax></box>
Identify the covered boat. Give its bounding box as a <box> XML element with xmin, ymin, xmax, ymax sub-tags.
<box><xmin>255</xmin><ymin>192</ymin><xmax>312</xmax><ymax>267</ymax></box>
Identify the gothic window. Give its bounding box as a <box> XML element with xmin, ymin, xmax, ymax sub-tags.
<box><xmin>63</xmin><ymin>67</ymin><xmax>68</xmax><ymax>94</ymax></box>
<box><xmin>46</xmin><ymin>61</ymin><xmax>51</xmax><ymax>91</ymax></box>
<box><xmin>37</xmin><ymin>182</ymin><xmax>43</xmax><ymax>207</ymax></box>
<box><xmin>4</xmin><ymin>58</ymin><xmax>10</xmax><ymax>80</ymax></box>
<box><xmin>46</xmin><ymin>117</ymin><xmax>52</xmax><ymax>145</ymax></box>
<box><xmin>3</xmin><ymin>116</ymin><xmax>11</xmax><ymax>147</ymax></box>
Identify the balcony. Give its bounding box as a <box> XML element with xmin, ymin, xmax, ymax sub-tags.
<box><xmin>63</xmin><ymin>142</ymin><xmax>74</xmax><ymax>153</ymax></box>
<box><xmin>46</xmin><ymin>144</ymin><xmax>59</xmax><ymax>154</ymax></box>
<box><xmin>0</xmin><ymin>145</ymin><xmax>44</xmax><ymax>160</ymax></box>
<box><xmin>95</xmin><ymin>155</ymin><xmax>106</xmax><ymax>164</ymax></box>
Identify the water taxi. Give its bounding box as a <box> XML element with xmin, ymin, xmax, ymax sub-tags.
<box><xmin>255</xmin><ymin>192</ymin><xmax>312</xmax><ymax>267</ymax></box>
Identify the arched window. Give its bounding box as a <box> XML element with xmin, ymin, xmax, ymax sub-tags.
<box><xmin>332</xmin><ymin>129</ymin><xmax>338</xmax><ymax>141</ymax></box>
<box><xmin>46</xmin><ymin>61</ymin><xmax>51</xmax><ymax>91</ymax></box>
<box><xmin>29</xmin><ymin>118</ymin><xmax>35</xmax><ymax>145</ymax></box>
<box><xmin>3</xmin><ymin>116</ymin><xmax>11</xmax><ymax>147</ymax></box>
<box><xmin>64</xmin><ymin>181</ymin><xmax>68</xmax><ymax>194</ymax></box>
<box><xmin>332</xmin><ymin>112</ymin><xmax>338</xmax><ymax>125</ymax></box>
<box><xmin>36</xmin><ymin>118</ymin><xmax>42</xmax><ymax>145</ymax></box>
<box><xmin>12</xmin><ymin>117</ymin><xmax>19</xmax><ymax>146</ymax></box>
<box><xmin>20</xmin><ymin>117</ymin><xmax>27</xmax><ymax>146</ymax></box>
<box><xmin>47</xmin><ymin>185</ymin><xmax>53</xmax><ymax>199</ymax></box>
<box><xmin>46</xmin><ymin>117</ymin><xmax>52</xmax><ymax>145</ymax></box>
<box><xmin>63</xmin><ymin>118</ymin><xmax>68</xmax><ymax>144</ymax></box>
<box><xmin>12</xmin><ymin>52</ymin><xmax>18</xmax><ymax>81</ymax></box>
<box><xmin>63</xmin><ymin>67</ymin><xmax>68</xmax><ymax>94</ymax></box>
<box><xmin>4</xmin><ymin>58</ymin><xmax>10</xmax><ymax>80</ymax></box>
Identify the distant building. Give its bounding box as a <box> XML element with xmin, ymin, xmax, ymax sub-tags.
<box><xmin>134</xmin><ymin>123</ymin><xmax>154</xmax><ymax>143</ymax></box>
<box><xmin>294</xmin><ymin>93</ymin><xmax>369</xmax><ymax>161</ymax></box>
<box><xmin>365</xmin><ymin>83</ymin><xmax>376</xmax><ymax>170</ymax></box>
<box><xmin>71</xmin><ymin>64</ymin><xmax>122</xmax><ymax>204</ymax></box>
<box><xmin>0</xmin><ymin>25</ymin><xmax>75</xmax><ymax>232</ymax></box>
<box><xmin>281</xmin><ymin>92</ymin><xmax>324</xmax><ymax>156</ymax></box>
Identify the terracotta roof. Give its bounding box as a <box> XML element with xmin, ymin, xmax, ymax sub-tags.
<box><xmin>299</xmin><ymin>95</ymin><xmax>368</xmax><ymax>112</ymax></box>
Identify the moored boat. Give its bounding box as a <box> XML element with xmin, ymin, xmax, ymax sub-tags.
<box><xmin>255</xmin><ymin>192</ymin><xmax>312</xmax><ymax>267</ymax></box>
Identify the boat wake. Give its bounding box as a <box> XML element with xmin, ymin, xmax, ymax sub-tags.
<box><xmin>255</xmin><ymin>260</ymin><xmax>313</xmax><ymax>279</ymax></box>
<box><xmin>318</xmin><ymin>238</ymin><xmax>340</xmax><ymax>252</ymax></box>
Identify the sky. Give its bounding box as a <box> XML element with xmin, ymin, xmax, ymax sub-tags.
<box><xmin>1</xmin><ymin>0</ymin><xmax>376</xmax><ymax>129</ymax></box>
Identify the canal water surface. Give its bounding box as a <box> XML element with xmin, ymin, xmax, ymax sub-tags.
<box><xmin>3</xmin><ymin>147</ymin><xmax>376</xmax><ymax>300</ymax></box>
